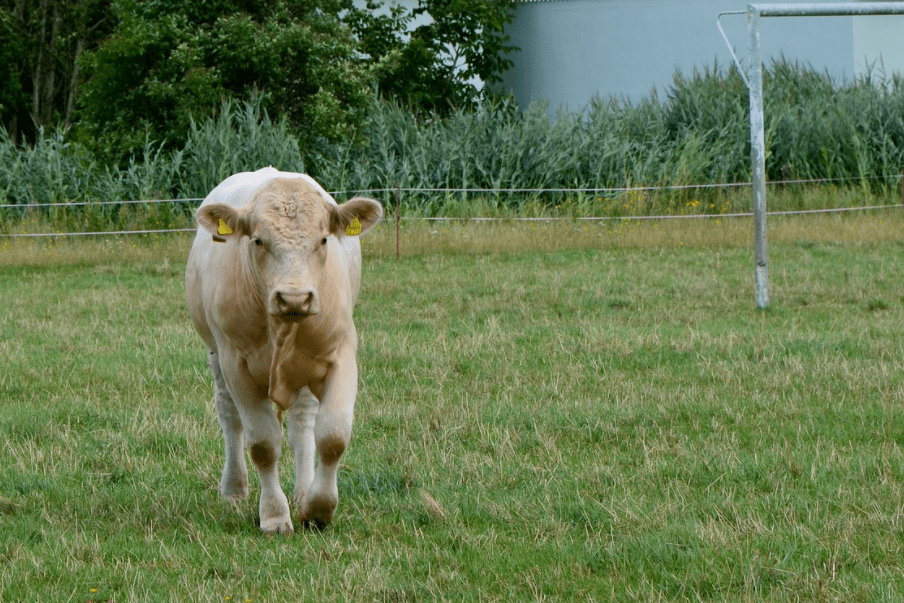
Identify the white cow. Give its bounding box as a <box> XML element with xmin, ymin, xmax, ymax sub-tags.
<box><xmin>185</xmin><ymin>168</ymin><xmax>382</xmax><ymax>533</ymax></box>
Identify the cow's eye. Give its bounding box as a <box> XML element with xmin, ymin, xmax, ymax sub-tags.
<box><xmin>252</xmin><ymin>237</ymin><xmax>263</xmax><ymax>247</ymax></box>
<box><xmin>321</xmin><ymin>237</ymin><xmax>328</xmax><ymax>246</ymax></box>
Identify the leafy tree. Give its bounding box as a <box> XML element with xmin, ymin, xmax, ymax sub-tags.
<box><xmin>76</xmin><ymin>0</ymin><xmax>370</xmax><ymax>163</ymax></box>
<box><xmin>346</xmin><ymin>0</ymin><xmax>517</xmax><ymax>114</ymax></box>
<box><xmin>0</xmin><ymin>0</ymin><xmax>114</xmax><ymax>144</ymax></box>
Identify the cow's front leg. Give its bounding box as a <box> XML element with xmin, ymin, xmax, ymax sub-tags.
<box><xmin>247</xmin><ymin>411</ymin><xmax>293</xmax><ymax>536</ymax></box>
<box><xmin>221</xmin><ymin>351</ymin><xmax>293</xmax><ymax>535</ymax></box>
<box><xmin>301</xmin><ymin>350</ymin><xmax>357</xmax><ymax>528</ymax></box>
<box><xmin>286</xmin><ymin>388</ymin><xmax>318</xmax><ymax>510</ymax></box>
<box><xmin>248</xmin><ymin>422</ymin><xmax>293</xmax><ymax>534</ymax></box>
<box><xmin>209</xmin><ymin>351</ymin><xmax>248</xmax><ymax>502</ymax></box>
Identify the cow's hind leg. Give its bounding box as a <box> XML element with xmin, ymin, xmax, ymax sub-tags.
<box><xmin>209</xmin><ymin>350</ymin><xmax>248</xmax><ymax>502</ymax></box>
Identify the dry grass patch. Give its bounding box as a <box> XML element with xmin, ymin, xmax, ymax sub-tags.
<box><xmin>362</xmin><ymin>209</ymin><xmax>903</xmax><ymax>258</ymax></box>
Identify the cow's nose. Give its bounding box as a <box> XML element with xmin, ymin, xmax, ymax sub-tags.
<box><xmin>271</xmin><ymin>288</ymin><xmax>319</xmax><ymax>317</ymax></box>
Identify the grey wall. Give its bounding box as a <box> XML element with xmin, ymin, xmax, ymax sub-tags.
<box><xmin>499</xmin><ymin>0</ymin><xmax>870</xmax><ymax>111</ymax></box>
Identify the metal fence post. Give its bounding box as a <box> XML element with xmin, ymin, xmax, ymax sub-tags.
<box><xmin>396</xmin><ymin>183</ymin><xmax>401</xmax><ymax>259</ymax></box>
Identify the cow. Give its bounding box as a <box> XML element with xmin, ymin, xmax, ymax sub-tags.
<box><xmin>185</xmin><ymin>167</ymin><xmax>382</xmax><ymax>534</ymax></box>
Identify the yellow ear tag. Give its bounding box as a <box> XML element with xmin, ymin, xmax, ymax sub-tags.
<box><xmin>218</xmin><ymin>219</ymin><xmax>233</xmax><ymax>236</ymax></box>
<box><xmin>345</xmin><ymin>217</ymin><xmax>362</xmax><ymax>236</ymax></box>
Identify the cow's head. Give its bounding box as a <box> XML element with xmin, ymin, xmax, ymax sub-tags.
<box><xmin>197</xmin><ymin>178</ymin><xmax>382</xmax><ymax>321</ymax></box>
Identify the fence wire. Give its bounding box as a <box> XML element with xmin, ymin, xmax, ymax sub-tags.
<box><xmin>1</xmin><ymin>177</ymin><xmax>902</xmax><ymax>238</ymax></box>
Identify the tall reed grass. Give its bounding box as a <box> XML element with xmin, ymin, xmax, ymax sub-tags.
<box><xmin>0</xmin><ymin>97</ymin><xmax>303</xmax><ymax>205</ymax></box>
<box><xmin>2</xmin><ymin>60</ymin><xmax>903</xmax><ymax>230</ymax></box>
<box><xmin>318</xmin><ymin>60</ymin><xmax>904</xmax><ymax>213</ymax></box>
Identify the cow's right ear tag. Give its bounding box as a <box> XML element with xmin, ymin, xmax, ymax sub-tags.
<box><xmin>218</xmin><ymin>219</ymin><xmax>233</xmax><ymax>235</ymax></box>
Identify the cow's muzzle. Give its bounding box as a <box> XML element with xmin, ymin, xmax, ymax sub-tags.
<box><xmin>270</xmin><ymin>288</ymin><xmax>319</xmax><ymax>319</ymax></box>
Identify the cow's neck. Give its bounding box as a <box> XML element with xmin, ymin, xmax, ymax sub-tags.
<box><xmin>267</xmin><ymin>318</ymin><xmax>347</xmax><ymax>409</ymax></box>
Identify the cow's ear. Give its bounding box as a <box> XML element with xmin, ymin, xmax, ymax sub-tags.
<box><xmin>197</xmin><ymin>204</ymin><xmax>250</xmax><ymax>240</ymax></box>
<box><xmin>330</xmin><ymin>197</ymin><xmax>383</xmax><ymax>237</ymax></box>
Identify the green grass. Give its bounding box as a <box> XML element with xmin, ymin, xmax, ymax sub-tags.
<box><xmin>2</xmin><ymin>214</ymin><xmax>904</xmax><ymax>601</ymax></box>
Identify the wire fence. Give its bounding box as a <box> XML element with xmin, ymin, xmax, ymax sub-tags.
<box><xmin>1</xmin><ymin>176</ymin><xmax>902</xmax><ymax>239</ymax></box>
<box><xmin>406</xmin><ymin>204</ymin><xmax>902</xmax><ymax>222</ymax></box>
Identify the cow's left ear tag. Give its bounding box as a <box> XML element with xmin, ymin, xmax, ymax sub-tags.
<box><xmin>213</xmin><ymin>218</ymin><xmax>232</xmax><ymax>243</ymax></box>
<box><xmin>345</xmin><ymin>217</ymin><xmax>362</xmax><ymax>236</ymax></box>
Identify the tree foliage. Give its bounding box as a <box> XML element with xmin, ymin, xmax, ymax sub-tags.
<box><xmin>0</xmin><ymin>0</ymin><xmax>519</xmax><ymax>164</ymax></box>
<box><xmin>346</xmin><ymin>0</ymin><xmax>516</xmax><ymax>114</ymax></box>
<box><xmin>0</xmin><ymin>0</ymin><xmax>114</xmax><ymax>144</ymax></box>
<box><xmin>76</xmin><ymin>0</ymin><xmax>370</xmax><ymax>162</ymax></box>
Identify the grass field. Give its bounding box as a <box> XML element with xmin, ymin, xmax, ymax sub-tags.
<box><xmin>1</xmin><ymin>212</ymin><xmax>904</xmax><ymax>601</ymax></box>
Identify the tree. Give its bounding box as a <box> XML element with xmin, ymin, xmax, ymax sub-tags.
<box><xmin>0</xmin><ymin>0</ymin><xmax>113</xmax><ymax>144</ymax></box>
<box><xmin>346</xmin><ymin>0</ymin><xmax>517</xmax><ymax>114</ymax></box>
<box><xmin>76</xmin><ymin>0</ymin><xmax>370</xmax><ymax>163</ymax></box>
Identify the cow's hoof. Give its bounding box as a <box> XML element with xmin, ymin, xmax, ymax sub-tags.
<box><xmin>300</xmin><ymin>516</ymin><xmax>330</xmax><ymax>531</ymax></box>
<box><xmin>260</xmin><ymin>518</ymin><xmax>294</xmax><ymax>536</ymax></box>
<box><xmin>221</xmin><ymin>485</ymin><xmax>248</xmax><ymax>504</ymax></box>
<box><xmin>300</xmin><ymin>494</ymin><xmax>336</xmax><ymax>529</ymax></box>
<box><xmin>220</xmin><ymin>478</ymin><xmax>249</xmax><ymax>501</ymax></box>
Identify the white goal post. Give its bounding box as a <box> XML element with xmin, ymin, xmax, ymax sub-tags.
<box><xmin>719</xmin><ymin>3</ymin><xmax>904</xmax><ymax>309</ymax></box>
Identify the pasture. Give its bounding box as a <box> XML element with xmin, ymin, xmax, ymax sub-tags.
<box><xmin>1</xmin><ymin>212</ymin><xmax>904</xmax><ymax>601</ymax></box>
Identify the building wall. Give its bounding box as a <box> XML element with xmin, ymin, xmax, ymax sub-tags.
<box><xmin>499</xmin><ymin>0</ymin><xmax>903</xmax><ymax>112</ymax></box>
<box><xmin>853</xmin><ymin>2</ymin><xmax>904</xmax><ymax>80</ymax></box>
